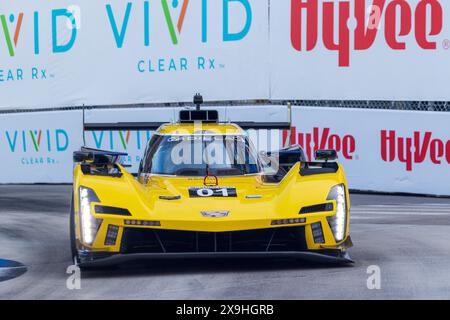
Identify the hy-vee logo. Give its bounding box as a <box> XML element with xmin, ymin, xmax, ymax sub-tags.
<box><xmin>283</xmin><ymin>127</ymin><xmax>356</xmax><ymax>160</ymax></box>
<box><xmin>291</xmin><ymin>0</ymin><xmax>444</xmax><ymax>67</ymax></box>
<box><xmin>381</xmin><ymin>130</ymin><xmax>450</xmax><ymax>171</ymax></box>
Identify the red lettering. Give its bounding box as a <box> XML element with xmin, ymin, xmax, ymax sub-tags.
<box><xmin>385</xmin><ymin>0</ymin><xmax>412</xmax><ymax>50</ymax></box>
<box><xmin>355</xmin><ymin>0</ymin><xmax>387</xmax><ymax>50</ymax></box>
<box><xmin>415</xmin><ymin>0</ymin><xmax>443</xmax><ymax>49</ymax></box>
<box><xmin>322</xmin><ymin>1</ymin><xmax>350</xmax><ymax>67</ymax></box>
<box><xmin>430</xmin><ymin>139</ymin><xmax>444</xmax><ymax>164</ymax></box>
<box><xmin>285</xmin><ymin>127</ymin><xmax>356</xmax><ymax>160</ymax></box>
<box><xmin>381</xmin><ymin>130</ymin><xmax>449</xmax><ymax>171</ymax></box>
<box><xmin>291</xmin><ymin>0</ymin><xmax>444</xmax><ymax>67</ymax></box>
<box><xmin>398</xmin><ymin>137</ymin><xmax>413</xmax><ymax>171</ymax></box>
<box><xmin>446</xmin><ymin>141</ymin><xmax>450</xmax><ymax>164</ymax></box>
<box><xmin>328</xmin><ymin>134</ymin><xmax>342</xmax><ymax>154</ymax></box>
<box><xmin>343</xmin><ymin>135</ymin><xmax>356</xmax><ymax>160</ymax></box>
<box><xmin>316</xmin><ymin>127</ymin><xmax>329</xmax><ymax>151</ymax></box>
<box><xmin>381</xmin><ymin>130</ymin><xmax>396</xmax><ymax>162</ymax></box>
<box><xmin>414</xmin><ymin>131</ymin><xmax>432</xmax><ymax>163</ymax></box>
<box><xmin>291</xmin><ymin>0</ymin><xmax>318</xmax><ymax>51</ymax></box>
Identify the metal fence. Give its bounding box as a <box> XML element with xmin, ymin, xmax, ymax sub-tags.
<box><xmin>1</xmin><ymin>100</ymin><xmax>450</xmax><ymax>114</ymax></box>
<box><xmin>286</xmin><ymin>100</ymin><xmax>450</xmax><ymax>112</ymax></box>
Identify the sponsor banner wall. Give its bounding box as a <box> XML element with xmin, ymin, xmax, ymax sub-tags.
<box><xmin>0</xmin><ymin>0</ymin><xmax>269</xmax><ymax>109</ymax></box>
<box><xmin>4</xmin><ymin>1</ymin><xmax>450</xmax><ymax>109</ymax></box>
<box><xmin>271</xmin><ymin>0</ymin><xmax>450</xmax><ymax>101</ymax></box>
<box><xmin>289</xmin><ymin>106</ymin><xmax>450</xmax><ymax>196</ymax></box>
<box><xmin>1</xmin><ymin>106</ymin><xmax>450</xmax><ymax>197</ymax></box>
<box><xmin>0</xmin><ymin>110</ymin><xmax>83</xmax><ymax>183</ymax></box>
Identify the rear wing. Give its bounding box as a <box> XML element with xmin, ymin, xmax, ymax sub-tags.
<box><xmin>79</xmin><ymin>98</ymin><xmax>293</xmax><ymax>176</ymax></box>
<box><xmin>81</xmin><ymin>96</ymin><xmax>292</xmax><ymax>134</ymax></box>
<box><xmin>83</xmin><ymin>122</ymin><xmax>165</xmax><ymax>131</ymax></box>
<box><xmin>81</xmin><ymin>109</ymin><xmax>291</xmax><ymax>147</ymax></box>
<box><xmin>83</xmin><ymin>121</ymin><xmax>291</xmax><ymax>132</ymax></box>
<box><xmin>234</xmin><ymin>122</ymin><xmax>290</xmax><ymax>130</ymax></box>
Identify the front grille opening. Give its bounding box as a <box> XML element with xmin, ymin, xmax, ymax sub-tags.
<box><xmin>300</xmin><ymin>203</ymin><xmax>334</xmax><ymax>214</ymax></box>
<box><xmin>120</xmin><ymin>227</ymin><xmax>307</xmax><ymax>254</ymax></box>
<box><xmin>95</xmin><ymin>205</ymin><xmax>131</xmax><ymax>216</ymax></box>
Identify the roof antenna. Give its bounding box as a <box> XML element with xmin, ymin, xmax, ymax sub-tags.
<box><xmin>82</xmin><ymin>104</ymin><xmax>86</xmax><ymax>147</ymax></box>
<box><xmin>193</xmin><ymin>93</ymin><xmax>203</xmax><ymax>111</ymax></box>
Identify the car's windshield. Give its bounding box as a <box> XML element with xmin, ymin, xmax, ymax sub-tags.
<box><xmin>142</xmin><ymin>134</ymin><xmax>260</xmax><ymax>176</ymax></box>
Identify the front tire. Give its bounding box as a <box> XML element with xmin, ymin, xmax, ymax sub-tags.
<box><xmin>69</xmin><ymin>191</ymin><xmax>79</xmax><ymax>265</ymax></box>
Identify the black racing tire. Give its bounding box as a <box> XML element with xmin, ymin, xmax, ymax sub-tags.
<box><xmin>69</xmin><ymin>190</ymin><xmax>79</xmax><ymax>265</ymax></box>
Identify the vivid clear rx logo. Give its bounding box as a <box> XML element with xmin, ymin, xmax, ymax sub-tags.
<box><xmin>118</xmin><ymin>131</ymin><xmax>132</xmax><ymax>150</ymax></box>
<box><xmin>5</xmin><ymin>129</ymin><xmax>69</xmax><ymax>153</ymax></box>
<box><xmin>0</xmin><ymin>8</ymin><xmax>79</xmax><ymax>57</ymax></box>
<box><xmin>0</xmin><ymin>12</ymin><xmax>24</xmax><ymax>57</ymax></box>
<box><xmin>29</xmin><ymin>130</ymin><xmax>42</xmax><ymax>151</ymax></box>
<box><xmin>162</xmin><ymin>0</ymin><xmax>190</xmax><ymax>45</ymax></box>
<box><xmin>1</xmin><ymin>1</ymin><xmax>252</xmax><ymax>57</ymax></box>
<box><xmin>91</xmin><ymin>130</ymin><xmax>153</xmax><ymax>151</ymax></box>
<box><xmin>106</xmin><ymin>0</ymin><xmax>252</xmax><ymax>48</ymax></box>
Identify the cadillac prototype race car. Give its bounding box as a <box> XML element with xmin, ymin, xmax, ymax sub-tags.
<box><xmin>70</xmin><ymin>100</ymin><xmax>353</xmax><ymax>267</ymax></box>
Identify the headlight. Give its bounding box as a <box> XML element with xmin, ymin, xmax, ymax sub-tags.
<box><xmin>79</xmin><ymin>186</ymin><xmax>102</xmax><ymax>245</ymax></box>
<box><xmin>326</xmin><ymin>184</ymin><xmax>347</xmax><ymax>242</ymax></box>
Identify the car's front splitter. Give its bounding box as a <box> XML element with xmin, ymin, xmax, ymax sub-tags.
<box><xmin>77</xmin><ymin>250</ymin><xmax>354</xmax><ymax>268</ymax></box>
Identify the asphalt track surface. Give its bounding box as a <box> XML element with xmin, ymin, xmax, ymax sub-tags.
<box><xmin>1</xmin><ymin>185</ymin><xmax>450</xmax><ymax>299</ymax></box>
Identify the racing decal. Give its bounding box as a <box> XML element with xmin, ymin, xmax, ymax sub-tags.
<box><xmin>189</xmin><ymin>187</ymin><xmax>237</xmax><ymax>198</ymax></box>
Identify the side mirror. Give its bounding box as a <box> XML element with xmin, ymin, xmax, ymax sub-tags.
<box><xmin>315</xmin><ymin>150</ymin><xmax>337</xmax><ymax>161</ymax></box>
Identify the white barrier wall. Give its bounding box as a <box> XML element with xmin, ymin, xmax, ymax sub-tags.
<box><xmin>1</xmin><ymin>106</ymin><xmax>449</xmax><ymax>197</ymax></box>
<box><xmin>287</xmin><ymin>107</ymin><xmax>450</xmax><ymax>196</ymax></box>
<box><xmin>0</xmin><ymin>0</ymin><xmax>269</xmax><ymax>109</ymax></box>
<box><xmin>0</xmin><ymin>110</ymin><xmax>83</xmax><ymax>183</ymax></box>
<box><xmin>2</xmin><ymin>1</ymin><xmax>450</xmax><ymax>108</ymax></box>
<box><xmin>270</xmin><ymin>0</ymin><xmax>450</xmax><ymax>100</ymax></box>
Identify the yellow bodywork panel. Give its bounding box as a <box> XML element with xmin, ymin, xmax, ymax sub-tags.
<box><xmin>73</xmin><ymin>162</ymin><xmax>350</xmax><ymax>254</ymax></box>
<box><xmin>157</xmin><ymin>123</ymin><xmax>244</xmax><ymax>135</ymax></box>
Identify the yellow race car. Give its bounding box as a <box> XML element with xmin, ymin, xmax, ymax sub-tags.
<box><xmin>70</xmin><ymin>106</ymin><xmax>353</xmax><ymax>268</ymax></box>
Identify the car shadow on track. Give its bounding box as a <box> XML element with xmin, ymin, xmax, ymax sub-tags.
<box><xmin>81</xmin><ymin>257</ymin><xmax>354</xmax><ymax>279</ymax></box>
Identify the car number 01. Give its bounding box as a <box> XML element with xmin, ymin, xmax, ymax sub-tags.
<box><xmin>197</xmin><ymin>188</ymin><xmax>228</xmax><ymax>197</ymax></box>
<box><xmin>189</xmin><ymin>187</ymin><xmax>237</xmax><ymax>198</ymax></box>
